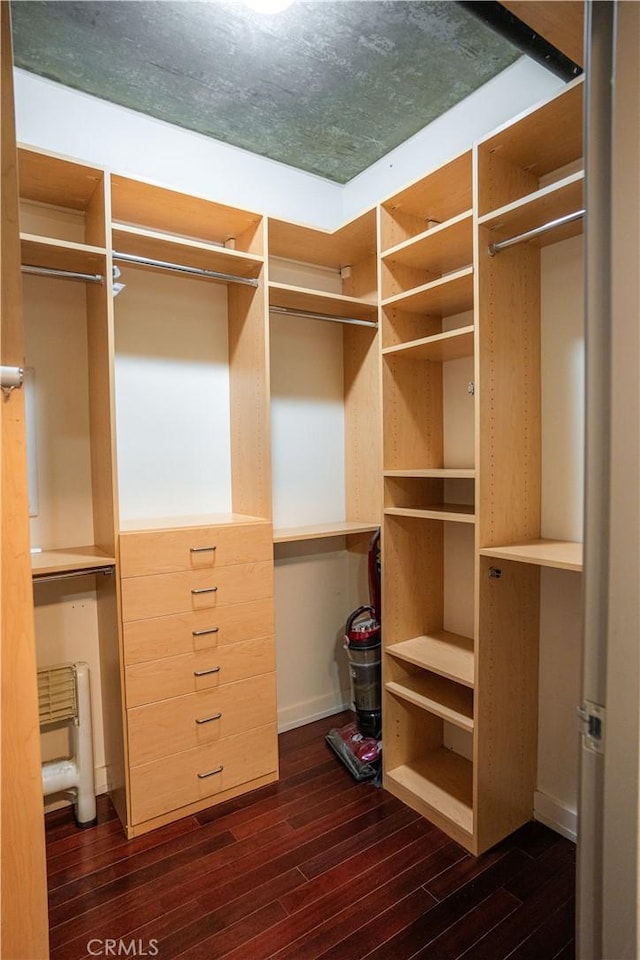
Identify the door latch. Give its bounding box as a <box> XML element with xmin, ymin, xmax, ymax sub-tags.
<box><xmin>577</xmin><ymin>700</ymin><xmax>606</xmax><ymax>754</ymax></box>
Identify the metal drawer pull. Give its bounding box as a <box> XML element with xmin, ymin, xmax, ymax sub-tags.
<box><xmin>191</xmin><ymin>586</ymin><xmax>218</xmax><ymax>595</ymax></box>
<box><xmin>192</xmin><ymin>626</ymin><xmax>219</xmax><ymax>637</ymax></box>
<box><xmin>193</xmin><ymin>666</ymin><xmax>221</xmax><ymax>677</ymax></box>
<box><xmin>195</xmin><ymin>712</ymin><xmax>222</xmax><ymax>725</ymax></box>
<box><xmin>190</xmin><ymin>545</ymin><xmax>217</xmax><ymax>553</ymax></box>
<box><xmin>197</xmin><ymin>765</ymin><xmax>224</xmax><ymax>779</ymax></box>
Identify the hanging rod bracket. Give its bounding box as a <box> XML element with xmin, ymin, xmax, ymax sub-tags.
<box><xmin>1</xmin><ymin>365</ymin><xmax>24</xmax><ymax>398</ymax></box>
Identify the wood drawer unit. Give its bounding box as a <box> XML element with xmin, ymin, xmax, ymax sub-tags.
<box><xmin>127</xmin><ymin>673</ymin><xmax>277</xmax><ymax>765</ymax></box>
<box><xmin>129</xmin><ymin>723</ymin><xmax>279</xmax><ymax>825</ymax></box>
<box><xmin>125</xmin><ymin>634</ymin><xmax>275</xmax><ymax>706</ymax></box>
<box><xmin>120</xmin><ymin>521</ymin><xmax>272</xmax><ymax>577</ymax></box>
<box><xmin>122</xmin><ymin>598</ymin><xmax>274</xmax><ymax>665</ymax></box>
<box><xmin>120</xmin><ymin>561</ymin><xmax>273</xmax><ymax>622</ymax></box>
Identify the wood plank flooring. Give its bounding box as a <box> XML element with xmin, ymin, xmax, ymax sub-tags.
<box><xmin>45</xmin><ymin>711</ymin><xmax>576</xmax><ymax>959</ymax></box>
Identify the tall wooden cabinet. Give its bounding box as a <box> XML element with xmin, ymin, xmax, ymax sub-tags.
<box><xmin>380</xmin><ymin>79</ymin><xmax>584</xmax><ymax>855</ymax></box>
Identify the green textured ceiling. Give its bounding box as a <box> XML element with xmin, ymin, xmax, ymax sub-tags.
<box><xmin>10</xmin><ymin>0</ymin><xmax>521</xmax><ymax>183</ymax></box>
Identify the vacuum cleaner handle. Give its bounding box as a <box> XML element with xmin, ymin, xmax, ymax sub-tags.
<box><xmin>345</xmin><ymin>605</ymin><xmax>376</xmax><ymax>635</ymax></box>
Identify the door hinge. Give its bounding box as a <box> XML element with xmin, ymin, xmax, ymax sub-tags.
<box><xmin>577</xmin><ymin>700</ymin><xmax>606</xmax><ymax>754</ymax></box>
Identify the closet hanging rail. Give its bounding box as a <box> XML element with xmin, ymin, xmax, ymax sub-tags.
<box><xmin>488</xmin><ymin>209</ymin><xmax>585</xmax><ymax>256</ymax></box>
<box><xmin>269</xmin><ymin>305</ymin><xmax>377</xmax><ymax>328</ymax></box>
<box><xmin>21</xmin><ymin>264</ymin><xmax>104</xmax><ymax>284</ymax></box>
<box><xmin>112</xmin><ymin>251</ymin><xmax>259</xmax><ymax>287</ymax></box>
<box><xmin>33</xmin><ymin>566</ymin><xmax>114</xmax><ymax>585</ymax></box>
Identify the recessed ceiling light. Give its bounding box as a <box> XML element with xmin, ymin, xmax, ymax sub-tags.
<box><xmin>242</xmin><ymin>0</ymin><xmax>295</xmax><ymax>14</ymax></box>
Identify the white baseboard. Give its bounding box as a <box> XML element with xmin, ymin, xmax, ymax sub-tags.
<box><xmin>534</xmin><ymin>790</ymin><xmax>578</xmax><ymax>842</ymax></box>
<box><xmin>278</xmin><ymin>692</ymin><xmax>352</xmax><ymax>733</ymax></box>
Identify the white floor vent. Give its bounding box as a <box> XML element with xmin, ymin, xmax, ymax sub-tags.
<box><xmin>38</xmin><ymin>661</ymin><xmax>97</xmax><ymax>828</ymax></box>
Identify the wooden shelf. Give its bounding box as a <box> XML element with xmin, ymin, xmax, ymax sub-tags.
<box><xmin>386</xmin><ymin>676</ymin><xmax>474</xmax><ymax>732</ymax></box>
<box><xmin>385</xmin><ymin>750</ymin><xmax>473</xmax><ymax>835</ymax></box>
<box><xmin>384</xmin><ymin>468</ymin><xmax>475</xmax><ymax>479</ymax></box>
<box><xmin>480</xmin><ymin>539</ymin><xmax>583</xmax><ymax>572</ymax></box>
<box><xmin>384</xmin><ymin>505</ymin><xmax>474</xmax><ymax>524</ymax></box>
<box><xmin>479</xmin><ymin>172</ymin><xmax>584</xmax><ymax>248</ymax></box>
<box><xmin>31</xmin><ymin>546</ymin><xmax>116</xmax><ymax>577</ymax></box>
<box><xmin>386</xmin><ymin>632</ymin><xmax>474</xmax><ymax>688</ymax></box>
<box><xmin>382</xmin><ymin>325</ymin><xmax>474</xmax><ymax>363</ymax></box>
<box><xmin>111</xmin><ymin>174</ymin><xmax>262</xmax><ymax>250</ymax></box>
<box><xmin>269</xmin><ymin>282</ymin><xmax>377</xmax><ymax>323</ymax></box>
<box><xmin>273</xmin><ymin>521</ymin><xmax>379</xmax><ymax>544</ymax></box>
<box><xmin>268</xmin><ymin>209</ymin><xmax>376</xmax><ymax>270</ymax></box>
<box><xmin>112</xmin><ymin>224</ymin><xmax>263</xmax><ymax>279</ymax></box>
<box><xmin>477</xmin><ymin>79</ymin><xmax>583</xmax><ymax>216</ymax></box>
<box><xmin>381</xmin><ymin>211</ymin><xmax>473</xmax><ymax>272</ymax></box>
<box><xmin>21</xmin><ymin>235</ymin><xmax>106</xmax><ymax>275</ymax></box>
<box><xmin>382</xmin><ymin>267</ymin><xmax>473</xmax><ymax>318</ymax></box>
<box><xmin>18</xmin><ymin>147</ymin><xmax>104</xmax><ymax>209</ymax></box>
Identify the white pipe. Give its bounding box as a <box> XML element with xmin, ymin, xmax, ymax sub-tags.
<box><xmin>42</xmin><ymin>758</ymin><xmax>79</xmax><ymax>795</ymax></box>
<box><xmin>73</xmin><ymin>662</ymin><xmax>96</xmax><ymax>825</ymax></box>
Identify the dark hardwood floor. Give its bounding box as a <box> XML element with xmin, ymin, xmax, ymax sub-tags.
<box><xmin>45</xmin><ymin>712</ymin><xmax>576</xmax><ymax>959</ymax></box>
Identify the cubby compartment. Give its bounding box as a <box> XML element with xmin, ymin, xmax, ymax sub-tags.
<box><xmin>112</xmin><ymin>182</ymin><xmax>269</xmax><ymax>529</ymax></box>
<box><xmin>477</xmin><ymin>79</ymin><xmax>583</xmax><ymax>219</ymax></box>
<box><xmin>383</xmin><ymin>514</ymin><xmax>475</xmax><ymax>661</ymax></box>
<box><xmin>384</xmin><ymin>475</ymin><xmax>475</xmax><ymax>523</ymax></box>
<box><xmin>385</xmin><ymin>656</ymin><xmax>474</xmax><ymax>732</ymax></box>
<box><xmin>383</xmin><ymin>693</ymin><xmax>473</xmax><ymax>844</ymax></box>
<box><xmin>382</xmin><ymin>347</ymin><xmax>475</xmax><ymax>473</ymax></box>
<box><xmin>380</xmin><ymin>150</ymin><xmax>472</xmax><ymax>254</ymax></box>
<box><xmin>268</xmin><ymin>209</ymin><xmax>377</xmax><ymax>324</ymax></box>
<box><xmin>22</xmin><ymin>268</ymin><xmax>116</xmax><ymax>572</ymax></box>
<box><xmin>381</xmin><ymin>212</ymin><xmax>473</xmax><ymax>302</ymax></box>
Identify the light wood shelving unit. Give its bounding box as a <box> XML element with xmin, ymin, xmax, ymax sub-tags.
<box><xmin>380</xmin><ymin>80</ymin><xmax>584</xmax><ymax>855</ymax></box>
<box><xmin>268</xmin><ymin>210</ymin><xmax>381</xmax><ymax>545</ymax></box>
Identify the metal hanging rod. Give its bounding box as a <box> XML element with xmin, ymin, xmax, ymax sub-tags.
<box><xmin>488</xmin><ymin>209</ymin><xmax>585</xmax><ymax>257</ymax></box>
<box><xmin>21</xmin><ymin>264</ymin><xmax>104</xmax><ymax>284</ymax></box>
<box><xmin>33</xmin><ymin>566</ymin><xmax>114</xmax><ymax>585</ymax></box>
<box><xmin>112</xmin><ymin>251</ymin><xmax>259</xmax><ymax>287</ymax></box>
<box><xmin>269</xmin><ymin>305</ymin><xmax>377</xmax><ymax>329</ymax></box>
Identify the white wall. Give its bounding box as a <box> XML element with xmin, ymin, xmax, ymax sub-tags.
<box><xmin>14</xmin><ymin>56</ymin><xmax>561</xmax><ymax>231</ymax></box>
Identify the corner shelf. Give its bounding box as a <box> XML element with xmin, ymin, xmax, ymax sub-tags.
<box><xmin>273</xmin><ymin>521</ymin><xmax>379</xmax><ymax>544</ymax></box>
<box><xmin>480</xmin><ymin>539</ymin><xmax>583</xmax><ymax>572</ymax></box>
<box><xmin>387</xmin><ymin>632</ymin><xmax>474</xmax><ymax>688</ymax></box>
<box><xmin>269</xmin><ymin>281</ymin><xmax>377</xmax><ymax>324</ymax></box>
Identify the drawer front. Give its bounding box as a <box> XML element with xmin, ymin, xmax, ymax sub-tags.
<box><xmin>125</xmin><ymin>635</ymin><xmax>275</xmax><ymax>707</ymax></box>
<box><xmin>127</xmin><ymin>673</ymin><xmax>276</xmax><ymax>765</ymax></box>
<box><xmin>129</xmin><ymin>723</ymin><xmax>278</xmax><ymax>825</ymax></box>
<box><xmin>121</xmin><ymin>561</ymin><xmax>272</xmax><ymax>622</ymax></box>
<box><xmin>122</xmin><ymin>598</ymin><xmax>274</xmax><ymax>665</ymax></box>
<box><xmin>120</xmin><ymin>522</ymin><xmax>272</xmax><ymax>578</ymax></box>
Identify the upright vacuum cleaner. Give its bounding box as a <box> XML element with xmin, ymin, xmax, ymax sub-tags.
<box><xmin>326</xmin><ymin>530</ymin><xmax>382</xmax><ymax>782</ymax></box>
